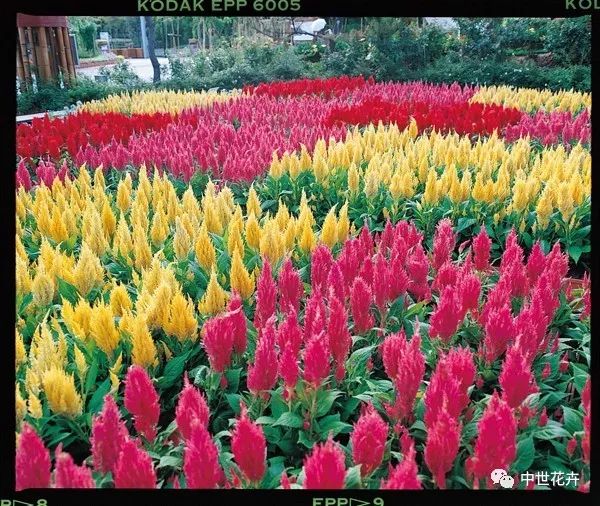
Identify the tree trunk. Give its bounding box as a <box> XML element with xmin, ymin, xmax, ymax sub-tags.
<box><xmin>145</xmin><ymin>16</ymin><xmax>161</xmax><ymax>83</ymax></box>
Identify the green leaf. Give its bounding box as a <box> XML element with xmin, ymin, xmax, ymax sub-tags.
<box><xmin>297</xmin><ymin>430</ymin><xmax>313</xmax><ymax>449</ymax></box>
<box><xmin>269</xmin><ymin>390</ymin><xmax>288</xmax><ymax>419</ymax></box>
<box><xmin>571</xmin><ymin>363</ymin><xmax>589</xmax><ymax>394</ymax></box>
<box><xmin>344</xmin><ymin>465</ymin><xmax>363</xmax><ymax>489</ymax></box>
<box><xmin>225</xmin><ymin>368</ymin><xmax>242</xmax><ymax>392</ymax></box>
<box><xmin>346</xmin><ymin>344</ymin><xmax>376</xmax><ymax>372</ymax></box>
<box><xmin>534</xmin><ymin>420</ymin><xmax>571</xmax><ymax>440</ymax></box>
<box><xmin>273</xmin><ymin>411</ymin><xmax>303</xmax><ymax>429</ymax></box>
<box><xmin>317</xmin><ymin>414</ymin><xmax>352</xmax><ymax>438</ymax></box>
<box><xmin>84</xmin><ymin>359</ymin><xmax>99</xmax><ymax>393</ymax></box>
<box><xmin>158</xmin><ymin>350</ymin><xmax>190</xmax><ymax>390</ymax></box>
<box><xmin>158</xmin><ymin>455</ymin><xmax>182</xmax><ymax>469</ymax></box>
<box><xmin>255</xmin><ymin>416</ymin><xmax>276</xmax><ymax>425</ymax></box>
<box><xmin>512</xmin><ymin>435</ymin><xmax>535</xmax><ymax>473</ymax></box>
<box><xmin>88</xmin><ymin>378</ymin><xmax>111</xmax><ymax>415</ymax></box>
<box><xmin>315</xmin><ymin>390</ymin><xmax>342</xmax><ymax>418</ymax></box>
<box><xmin>456</xmin><ymin>217</ymin><xmax>476</xmax><ymax>233</ymax></box>
<box><xmin>57</xmin><ymin>277</ymin><xmax>79</xmax><ymax>305</ymax></box>
<box><xmin>562</xmin><ymin>406</ymin><xmax>583</xmax><ymax>434</ymax></box>
<box><xmin>262</xmin><ymin>425</ymin><xmax>283</xmax><ymax>445</ymax></box>
<box><xmin>275</xmin><ymin>437</ymin><xmax>297</xmax><ymax>456</ymax></box>
<box><xmin>567</xmin><ymin>244</ymin><xmax>583</xmax><ymax>264</ymax></box>
<box><xmin>225</xmin><ymin>393</ymin><xmax>241</xmax><ymax>415</ymax></box>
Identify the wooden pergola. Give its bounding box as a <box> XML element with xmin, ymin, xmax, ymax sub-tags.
<box><xmin>17</xmin><ymin>14</ymin><xmax>76</xmax><ymax>91</ymax></box>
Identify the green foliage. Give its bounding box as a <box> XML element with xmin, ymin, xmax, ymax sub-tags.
<box><xmin>98</xmin><ymin>60</ymin><xmax>144</xmax><ymax>88</ymax></box>
<box><xmin>18</xmin><ymin>16</ymin><xmax>592</xmax><ymax>115</ymax></box>
<box><xmin>544</xmin><ymin>17</ymin><xmax>592</xmax><ymax>66</ymax></box>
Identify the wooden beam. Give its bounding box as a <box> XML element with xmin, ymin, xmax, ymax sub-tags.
<box><xmin>17</xmin><ymin>27</ymin><xmax>32</xmax><ymax>89</ymax></box>
<box><xmin>36</xmin><ymin>27</ymin><xmax>52</xmax><ymax>82</ymax></box>
<box><xmin>62</xmin><ymin>27</ymin><xmax>76</xmax><ymax>81</ymax></box>
<box><xmin>56</xmin><ymin>26</ymin><xmax>70</xmax><ymax>83</ymax></box>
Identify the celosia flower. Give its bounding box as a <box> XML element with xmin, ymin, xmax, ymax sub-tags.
<box><xmin>457</xmin><ymin>272</ymin><xmax>481</xmax><ymax>317</ymax></box>
<box><xmin>311</xmin><ymin>244</ymin><xmax>334</xmax><ymax>297</ymax></box>
<box><xmin>225</xmin><ymin>292</ymin><xmax>247</xmax><ymax>354</ymax></box>
<box><xmin>277</xmin><ymin>308</ymin><xmax>303</xmax><ymax>356</ymax></box>
<box><xmin>500</xmin><ymin>344</ymin><xmax>538</xmax><ymax>409</ymax></box>
<box><xmin>350</xmin><ymin>277</ymin><xmax>374</xmax><ymax>333</ymax></box>
<box><xmin>279</xmin><ymin>342</ymin><xmax>299</xmax><ymax>396</ymax></box>
<box><xmin>202</xmin><ymin>313</ymin><xmax>235</xmax><ymax>374</ymax></box>
<box><xmin>16</xmin><ymin>159</ymin><xmax>33</xmax><ymax>191</ymax></box>
<box><xmin>280</xmin><ymin>471</ymin><xmax>292</xmax><ymax>489</ymax></box>
<box><xmin>466</xmin><ymin>391</ymin><xmax>517</xmax><ymax>484</ymax></box>
<box><xmin>254</xmin><ymin>258</ymin><xmax>276</xmax><ymax>330</ymax></box>
<box><xmin>358</xmin><ymin>256</ymin><xmax>374</xmax><ymax>288</ymax></box>
<box><xmin>231</xmin><ymin>405</ymin><xmax>266</xmax><ymax>484</ymax></box>
<box><xmin>566</xmin><ymin>437</ymin><xmax>578</xmax><ymax>457</ymax></box>
<box><xmin>358</xmin><ymin>224</ymin><xmax>374</xmax><ymax>258</ymax></box>
<box><xmin>327</xmin><ymin>261</ymin><xmax>346</xmax><ymax>302</ymax></box>
<box><xmin>432</xmin><ymin>261</ymin><xmax>459</xmax><ymax>293</ymax></box>
<box><xmin>304</xmin><ymin>290</ymin><xmax>327</xmax><ymax>342</ymax></box>
<box><xmin>124</xmin><ymin>365</ymin><xmax>160</xmax><ymax>442</ymax></box>
<box><xmin>407</xmin><ymin>243</ymin><xmax>429</xmax><ymax>284</ymax></box>
<box><xmin>303</xmin><ymin>332</ymin><xmax>331</xmax><ymax>387</ymax></box>
<box><xmin>432</xmin><ymin>218</ymin><xmax>456</xmax><ymax>270</ymax></box>
<box><xmin>502</xmin><ymin>258</ymin><xmax>529</xmax><ymax>298</ymax></box>
<box><xmin>581</xmin><ymin>272</ymin><xmax>591</xmax><ymax>319</ymax></box>
<box><xmin>278</xmin><ymin>258</ymin><xmax>303</xmax><ymax>313</ymax></box>
<box><xmin>388</xmin><ymin>258</ymin><xmax>410</xmax><ymax>300</ymax></box>
<box><xmin>424</xmin><ymin>408</ymin><xmax>461</xmax><ymax>489</ymax></box>
<box><xmin>247</xmin><ymin>317</ymin><xmax>278</xmax><ymax>394</ymax></box>
<box><xmin>114</xmin><ymin>438</ymin><xmax>156</xmax><ymax>489</ymax></box>
<box><xmin>184</xmin><ymin>421</ymin><xmax>221</xmax><ymax>489</ymax></box>
<box><xmin>373</xmin><ymin>253</ymin><xmax>391</xmax><ymax>312</ymax></box>
<box><xmin>41</xmin><ymin>367</ymin><xmax>83</xmax><ymax>417</ymax></box>
<box><xmin>472</xmin><ymin>226</ymin><xmax>491</xmax><ymax>272</ymax></box>
<box><xmin>581</xmin><ymin>377</ymin><xmax>590</xmax><ymax>465</ymax></box>
<box><xmin>526</xmin><ymin>241</ymin><xmax>546</xmax><ymax>285</ymax></box>
<box><xmin>53</xmin><ymin>444</ymin><xmax>95</xmax><ymax>488</ymax></box>
<box><xmin>483</xmin><ymin>304</ymin><xmax>515</xmax><ymax>363</ymax></box>
<box><xmin>381</xmin><ymin>329</ymin><xmax>425</xmax><ymax>422</ymax></box>
<box><xmin>175</xmin><ymin>372</ymin><xmax>210</xmax><ymax>441</ymax></box>
<box><xmin>351</xmin><ymin>405</ymin><xmax>388</xmax><ymax>476</ymax></box>
<box><xmin>429</xmin><ymin>286</ymin><xmax>463</xmax><ymax>342</ymax></box>
<box><xmin>380</xmin><ymin>432</ymin><xmax>421</xmax><ymax>489</ymax></box>
<box><xmin>327</xmin><ymin>295</ymin><xmax>352</xmax><ymax>382</ymax></box>
<box><xmin>303</xmin><ymin>436</ymin><xmax>346</xmax><ymax>489</ymax></box>
<box><xmin>16</xmin><ymin>423</ymin><xmax>51</xmax><ymax>490</ymax></box>
<box><xmin>91</xmin><ymin>394</ymin><xmax>129</xmax><ymax>474</ymax></box>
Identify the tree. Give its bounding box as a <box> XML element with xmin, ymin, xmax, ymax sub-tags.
<box><xmin>145</xmin><ymin>16</ymin><xmax>160</xmax><ymax>83</ymax></box>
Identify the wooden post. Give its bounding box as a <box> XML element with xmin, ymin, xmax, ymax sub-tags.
<box><xmin>17</xmin><ymin>27</ymin><xmax>32</xmax><ymax>89</ymax></box>
<box><xmin>17</xmin><ymin>43</ymin><xmax>26</xmax><ymax>90</ymax></box>
<box><xmin>62</xmin><ymin>27</ymin><xmax>76</xmax><ymax>81</ymax></box>
<box><xmin>36</xmin><ymin>27</ymin><xmax>52</xmax><ymax>82</ymax></box>
<box><xmin>25</xmin><ymin>26</ymin><xmax>38</xmax><ymax>83</ymax></box>
<box><xmin>56</xmin><ymin>26</ymin><xmax>70</xmax><ymax>83</ymax></box>
<box><xmin>48</xmin><ymin>28</ymin><xmax>60</xmax><ymax>81</ymax></box>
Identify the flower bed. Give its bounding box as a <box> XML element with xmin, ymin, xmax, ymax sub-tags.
<box><xmin>14</xmin><ymin>76</ymin><xmax>591</xmax><ymax>491</ymax></box>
